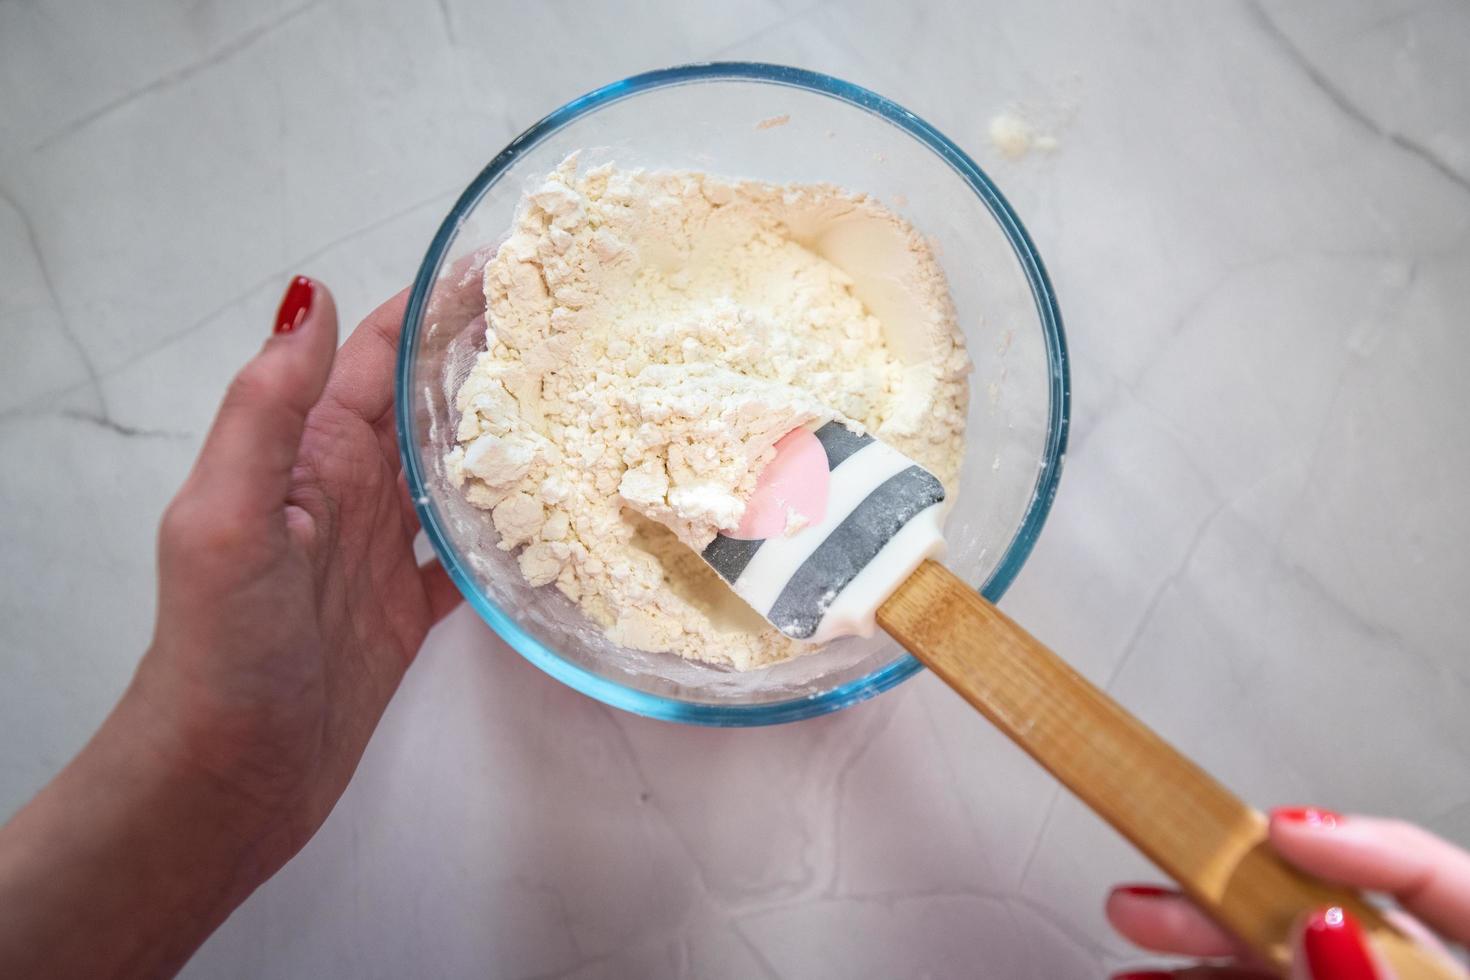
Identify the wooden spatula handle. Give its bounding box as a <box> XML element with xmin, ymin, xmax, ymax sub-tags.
<box><xmin>877</xmin><ymin>560</ymin><xmax>1455</xmax><ymax>978</ymax></box>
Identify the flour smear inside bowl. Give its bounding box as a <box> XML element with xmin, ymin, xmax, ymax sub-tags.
<box><xmin>446</xmin><ymin>154</ymin><xmax>971</xmax><ymax>670</ymax></box>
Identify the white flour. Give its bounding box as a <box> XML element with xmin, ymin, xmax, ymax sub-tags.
<box><xmin>447</xmin><ymin>155</ymin><xmax>970</xmax><ymax>669</ymax></box>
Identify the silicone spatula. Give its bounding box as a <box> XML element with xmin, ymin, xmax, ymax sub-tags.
<box><xmin>694</xmin><ymin>420</ymin><xmax>1453</xmax><ymax>979</ymax></box>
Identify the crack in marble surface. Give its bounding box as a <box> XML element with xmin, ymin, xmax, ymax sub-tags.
<box><xmin>1085</xmin><ymin>242</ymin><xmax>1459</xmax><ymax>459</ymax></box>
<box><xmin>122</xmin><ymin>184</ymin><xmax>457</xmax><ymax>368</ymax></box>
<box><xmin>1102</xmin><ymin>497</ymin><xmax>1229</xmax><ymax>694</ymax></box>
<box><xmin>1277</xmin><ymin>560</ymin><xmax>1404</xmax><ymax>646</ymax></box>
<box><xmin>1000</xmin><ymin>904</ymin><xmax>1034</xmax><ymax>978</ymax></box>
<box><xmin>3</xmin><ymin>184</ymin><xmax>457</xmax><ymax>419</ymax></box>
<box><xmin>727</xmin><ymin>924</ymin><xmax>784</xmax><ymax>980</ymax></box>
<box><xmin>0</xmin><ymin>184</ymin><xmax>108</xmax><ymax>420</ymax></box>
<box><xmin>1263</xmin><ymin>351</ymin><xmax>1358</xmax><ymax>552</ymax></box>
<box><xmin>1346</xmin><ymin>258</ymin><xmax>1417</xmax><ymax>356</ymax></box>
<box><xmin>1247</xmin><ymin>322</ymin><xmax>1465</xmax><ymax>689</ymax></box>
<box><xmin>518</xmin><ymin>950</ymin><xmax>612</xmax><ymax>980</ymax></box>
<box><xmin>55</xmin><ymin>409</ymin><xmax>192</xmax><ymax>440</ymax></box>
<box><xmin>814</xmin><ymin>882</ymin><xmax>1015</xmax><ymax>908</ymax></box>
<box><xmin>513</xmin><ymin>922</ymin><xmax>691</xmax><ymax>980</ymax></box>
<box><xmin>914</xmin><ymin>690</ymin><xmax>1010</xmax><ymax>884</ymax></box>
<box><xmin>818</xmin><ymin>696</ymin><xmax>902</xmax><ymax>900</ymax></box>
<box><xmin>1126</xmin><ymin>252</ymin><xmax>1289</xmax><ymax>393</ymax></box>
<box><xmin>1245</xmin><ymin>0</ymin><xmax>1470</xmax><ymax>197</ymax></box>
<box><xmin>433</xmin><ymin>0</ymin><xmax>455</xmax><ymax>46</ymax></box>
<box><xmin>595</xmin><ymin>706</ymin><xmax>718</xmax><ymax>906</ymax></box>
<box><xmin>1356</xmin><ymin>0</ymin><xmax>1455</xmax><ymax>35</ymax></box>
<box><xmin>1066</xmin><ymin>253</ymin><xmax>1290</xmax><ymax>460</ymax></box>
<box><xmin>510</xmin><ymin>873</ymin><xmax>584</xmax><ymax>961</ymax></box>
<box><xmin>29</xmin><ymin>0</ymin><xmax>325</xmax><ymax>154</ymax></box>
<box><xmin>1015</xmin><ymin>784</ymin><xmax>1063</xmax><ymax>893</ymax></box>
<box><xmin>508</xmin><ymin>709</ymin><xmax>717</xmax><ymax>980</ymax></box>
<box><xmin>1278</xmin><ymin>554</ymin><xmax>1470</xmax><ymax>695</ymax></box>
<box><xmin>735</xmin><ymin>887</ymin><xmax>1111</xmax><ymax>978</ymax></box>
<box><xmin>672</xmin><ymin>701</ymin><xmax>902</xmax><ymax>919</ymax></box>
<box><xmin>1009</xmin><ymin>894</ymin><xmax>1114</xmax><ymax>960</ymax></box>
<box><xmin>708</xmin><ymin>0</ymin><xmax>833</xmax><ymax>58</ymax></box>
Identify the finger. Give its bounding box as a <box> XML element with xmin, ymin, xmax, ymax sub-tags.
<box><xmin>1105</xmin><ymin>885</ymin><xmax>1240</xmax><ymax>958</ymax></box>
<box><xmin>322</xmin><ymin>287</ymin><xmax>409</xmax><ymax>427</ymax></box>
<box><xmin>1381</xmin><ymin>908</ymin><xmax>1458</xmax><ymax>968</ymax></box>
<box><xmin>397</xmin><ymin>470</ymin><xmax>422</xmax><ymax>541</ymax></box>
<box><xmin>1270</xmin><ymin>809</ymin><xmax>1470</xmax><ymax>944</ymax></box>
<box><xmin>188</xmin><ymin>276</ymin><xmax>339</xmax><ymax>520</ymax></box>
<box><xmin>1112</xmin><ymin>970</ymin><xmax>1274</xmax><ymax>979</ymax></box>
<box><xmin>425</xmin><ymin>244</ymin><xmax>496</xmax><ymax>323</ymax></box>
<box><xmin>325</xmin><ymin>248</ymin><xmax>492</xmax><ymax>427</ymax></box>
<box><xmin>1290</xmin><ymin>906</ymin><xmax>1394</xmax><ymax>980</ymax></box>
<box><xmin>398</xmin><ymin>463</ymin><xmax>461</xmax><ymax>623</ymax></box>
<box><xmin>420</xmin><ymin>559</ymin><xmax>463</xmax><ymax>624</ymax></box>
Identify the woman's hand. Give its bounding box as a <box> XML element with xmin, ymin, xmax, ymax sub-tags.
<box><xmin>1107</xmin><ymin>807</ymin><xmax>1470</xmax><ymax>979</ymax></box>
<box><xmin>140</xmin><ymin>276</ymin><xmax>460</xmax><ymax>858</ymax></box>
<box><xmin>0</xmin><ymin>277</ymin><xmax>461</xmax><ymax>978</ymax></box>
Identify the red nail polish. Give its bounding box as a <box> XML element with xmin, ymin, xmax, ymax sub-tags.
<box><xmin>1301</xmin><ymin>907</ymin><xmax>1378</xmax><ymax>980</ymax></box>
<box><xmin>1115</xmin><ymin>884</ymin><xmax>1175</xmax><ymax>898</ymax></box>
<box><xmin>274</xmin><ymin>276</ymin><xmax>314</xmax><ymax>334</ymax></box>
<box><xmin>1273</xmin><ymin>805</ymin><xmax>1343</xmax><ymax>829</ymax></box>
<box><xmin>1111</xmin><ymin>972</ymin><xmax>1173</xmax><ymax>980</ymax></box>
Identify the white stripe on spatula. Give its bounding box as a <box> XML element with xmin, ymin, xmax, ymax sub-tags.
<box><xmin>732</xmin><ymin>440</ymin><xmax>915</xmax><ymax>616</ymax></box>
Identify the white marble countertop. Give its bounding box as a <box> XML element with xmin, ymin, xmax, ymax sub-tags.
<box><xmin>3</xmin><ymin>1</ymin><xmax>1468</xmax><ymax>977</ymax></box>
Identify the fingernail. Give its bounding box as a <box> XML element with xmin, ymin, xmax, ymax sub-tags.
<box><xmin>274</xmin><ymin>276</ymin><xmax>314</xmax><ymax>334</ymax></box>
<box><xmin>1301</xmin><ymin>907</ymin><xmax>1378</xmax><ymax>980</ymax></box>
<box><xmin>1115</xmin><ymin>884</ymin><xmax>1175</xmax><ymax>898</ymax></box>
<box><xmin>1110</xmin><ymin>972</ymin><xmax>1173</xmax><ymax>980</ymax></box>
<box><xmin>1272</xmin><ymin>805</ymin><xmax>1343</xmax><ymax>829</ymax></box>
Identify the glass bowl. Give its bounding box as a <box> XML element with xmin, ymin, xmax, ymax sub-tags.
<box><xmin>397</xmin><ymin>63</ymin><xmax>1069</xmax><ymax>727</ymax></box>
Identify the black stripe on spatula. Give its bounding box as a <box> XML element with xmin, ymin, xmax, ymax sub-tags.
<box><xmin>702</xmin><ymin>534</ymin><xmax>764</xmax><ymax>584</ymax></box>
<box><xmin>766</xmin><ymin>465</ymin><xmax>945</xmax><ymax>639</ymax></box>
<box><xmin>701</xmin><ymin>422</ymin><xmax>871</xmax><ymax>585</ymax></box>
<box><xmin>813</xmin><ymin>420</ymin><xmax>872</xmax><ymax>470</ymax></box>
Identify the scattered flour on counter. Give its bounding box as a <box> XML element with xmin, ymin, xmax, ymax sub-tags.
<box><xmin>988</xmin><ymin>112</ymin><xmax>1059</xmax><ymax>160</ymax></box>
<box><xmin>447</xmin><ymin>154</ymin><xmax>970</xmax><ymax>670</ymax></box>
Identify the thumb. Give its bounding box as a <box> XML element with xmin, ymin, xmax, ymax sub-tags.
<box><xmin>1271</xmin><ymin>808</ymin><xmax>1470</xmax><ymax>946</ymax></box>
<box><xmin>1290</xmin><ymin>906</ymin><xmax>1390</xmax><ymax>980</ymax></box>
<box><xmin>186</xmin><ymin>276</ymin><xmax>339</xmax><ymax>522</ymax></box>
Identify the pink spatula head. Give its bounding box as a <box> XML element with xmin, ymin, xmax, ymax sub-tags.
<box><xmin>731</xmin><ymin>427</ymin><xmax>829</xmax><ymax>539</ymax></box>
<box><xmin>700</xmin><ymin>421</ymin><xmax>946</xmax><ymax>644</ymax></box>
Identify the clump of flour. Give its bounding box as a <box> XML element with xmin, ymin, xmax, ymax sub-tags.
<box><xmin>988</xmin><ymin>112</ymin><xmax>1059</xmax><ymax>160</ymax></box>
<box><xmin>447</xmin><ymin>155</ymin><xmax>970</xmax><ymax>669</ymax></box>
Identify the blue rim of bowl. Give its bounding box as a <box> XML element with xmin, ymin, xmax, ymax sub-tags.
<box><xmin>397</xmin><ymin>62</ymin><xmax>1070</xmax><ymax>727</ymax></box>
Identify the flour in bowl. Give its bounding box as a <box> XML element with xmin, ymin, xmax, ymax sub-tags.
<box><xmin>447</xmin><ymin>154</ymin><xmax>970</xmax><ymax>669</ymax></box>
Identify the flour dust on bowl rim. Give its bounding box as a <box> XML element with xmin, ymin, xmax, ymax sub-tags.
<box><xmin>396</xmin><ymin>63</ymin><xmax>1070</xmax><ymax>727</ymax></box>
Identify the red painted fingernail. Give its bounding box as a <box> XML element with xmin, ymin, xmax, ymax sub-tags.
<box><xmin>1273</xmin><ymin>805</ymin><xmax>1343</xmax><ymax>829</ymax></box>
<box><xmin>1110</xmin><ymin>972</ymin><xmax>1173</xmax><ymax>980</ymax></box>
<box><xmin>1301</xmin><ymin>907</ymin><xmax>1378</xmax><ymax>980</ymax></box>
<box><xmin>274</xmin><ymin>276</ymin><xmax>314</xmax><ymax>334</ymax></box>
<box><xmin>1115</xmin><ymin>884</ymin><xmax>1175</xmax><ymax>898</ymax></box>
